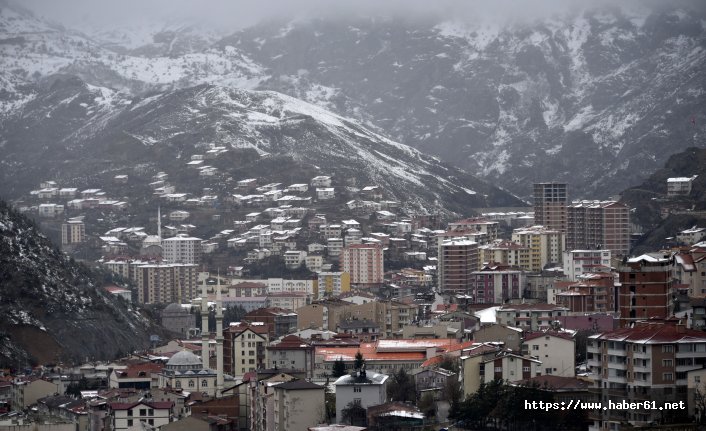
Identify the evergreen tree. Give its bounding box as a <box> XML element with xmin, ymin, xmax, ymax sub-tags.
<box><xmin>332</xmin><ymin>357</ymin><xmax>347</xmax><ymax>377</ymax></box>
<box><xmin>354</xmin><ymin>350</ymin><xmax>364</xmax><ymax>371</ymax></box>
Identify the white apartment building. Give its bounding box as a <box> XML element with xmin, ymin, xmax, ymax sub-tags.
<box><xmin>563</xmin><ymin>249</ymin><xmax>612</xmax><ymax>281</ymax></box>
<box><xmin>522</xmin><ymin>331</ymin><xmax>575</xmax><ymax>377</ymax></box>
<box><xmin>162</xmin><ymin>234</ymin><xmax>202</xmax><ymax>265</ymax></box>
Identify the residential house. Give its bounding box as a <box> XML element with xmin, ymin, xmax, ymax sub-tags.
<box><xmin>522</xmin><ymin>331</ymin><xmax>576</xmax><ymax>377</ymax></box>
<box><xmin>472</xmin><ymin>324</ymin><xmax>523</xmax><ymax>351</ymax></box>
<box><xmin>266</xmin><ymin>335</ymin><xmax>316</xmax><ymax>379</ymax></box>
<box><xmin>108</xmin><ymin>400</ymin><xmax>173</xmax><ymax>431</ymax></box>
<box><xmin>334</xmin><ymin>371</ymin><xmax>389</xmax><ymax>424</ymax></box>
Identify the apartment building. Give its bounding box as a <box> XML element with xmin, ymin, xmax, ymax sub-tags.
<box><xmin>673</xmin><ymin>243</ymin><xmax>706</xmax><ymax>298</ymax></box>
<box><xmin>567</xmin><ymin>201</ymin><xmax>630</xmax><ymax>257</ymax></box>
<box><xmin>61</xmin><ymin>219</ymin><xmax>85</xmax><ymax>246</ymax></box>
<box><xmin>272</xmin><ymin>381</ymin><xmax>325</xmax><ymax>431</ymax></box>
<box><xmin>266</xmin><ymin>335</ymin><xmax>315</xmax><ymax>379</ymax></box>
<box><xmin>496</xmin><ymin>303</ymin><xmax>570</xmax><ymax>331</ymax></box>
<box><xmin>132</xmin><ymin>263</ymin><xmax>198</xmax><ymax>304</ymax></box>
<box><xmin>533</xmin><ymin>182</ymin><xmax>568</xmax><ymax>232</ymax></box>
<box><xmin>223</xmin><ymin>323</ymin><xmax>269</xmax><ymax>379</ymax></box>
<box><xmin>447</xmin><ymin>218</ymin><xmax>500</xmax><ymax>244</ymax></box>
<box><xmin>667</xmin><ymin>175</ymin><xmax>698</xmax><ymax>197</ymax></box>
<box><xmin>587</xmin><ymin>319</ymin><xmax>706</xmax><ymax>429</ymax></box>
<box><xmin>162</xmin><ymin>234</ymin><xmax>202</xmax><ymax>265</ymax></box>
<box><xmin>479</xmin><ymin>240</ymin><xmax>530</xmax><ymax>268</ymax></box>
<box><xmin>512</xmin><ymin>226</ymin><xmax>565</xmax><ymax>271</ymax></box>
<box><xmin>617</xmin><ymin>254</ymin><xmax>673</xmax><ymax>328</ymax></box>
<box><xmin>340</xmin><ymin>244</ymin><xmax>384</xmax><ymax>288</ymax></box>
<box><xmin>479</xmin><ymin>351</ymin><xmax>542</xmax><ymax>384</ymax></box>
<box><xmin>315</xmin><ymin>271</ymin><xmax>351</xmax><ymax>298</ymax></box>
<box><xmin>563</xmin><ymin>249</ymin><xmax>612</xmax><ymax>281</ymax></box>
<box><xmin>522</xmin><ymin>331</ymin><xmax>575</xmax><ymax>377</ymax></box>
<box><xmin>553</xmin><ymin>272</ymin><xmax>616</xmax><ymax>313</ymax></box>
<box><xmin>438</xmin><ymin>239</ymin><xmax>479</xmax><ymax>294</ymax></box>
<box><xmin>468</xmin><ymin>266</ymin><xmax>524</xmax><ymax>304</ymax></box>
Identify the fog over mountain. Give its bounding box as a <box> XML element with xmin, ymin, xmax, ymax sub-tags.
<box><xmin>4</xmin><ymin>0</ymin><xmax>706</xmax><ymax>200</ymax></box>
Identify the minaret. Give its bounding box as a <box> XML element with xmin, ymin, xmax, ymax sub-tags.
<box><xmin>157</xmin><ymin>205</ymin><xmax>162</xmax><ymax>240</ymax></box>
<box><xmin>201</xmin><ymin>281</ymin><xmax>210</xmax><ymax>370</ymax></box>
<box><xmin>215</xmin><ymin>272</ymin><xmax>224</xmax><ymax>397</ymax></box>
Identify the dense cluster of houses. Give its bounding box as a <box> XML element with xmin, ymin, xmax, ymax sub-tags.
<box><xmin>7</xmin><ymin>162</ymin><xmax>706</xmax><ymax>431</ymax></box>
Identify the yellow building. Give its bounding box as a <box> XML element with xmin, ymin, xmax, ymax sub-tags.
<box><xmin>511</xmin><ymin>226</ymin><xmax>565</xmax><ymax>271</ymax></box>
<box><xmin>314</xmin><ymin>271</ymin><xmax>350</xmax><ymax>298</ymax></box>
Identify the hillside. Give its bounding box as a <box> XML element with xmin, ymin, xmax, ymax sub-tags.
<box><xmin>621</xmin><ymin>147</ymin><xmax>706</xmax><ymax>253</ymax></box>
<box><xmin>0</xmin><ymin>76</ymin><xmax>524</xmax><ymax>217</ymax></box>
<box><xmin>0</xmin><ymin>200</ymin><xmax>157</xmax><ymax>367</ymax></box>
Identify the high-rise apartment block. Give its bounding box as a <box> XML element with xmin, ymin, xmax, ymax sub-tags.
<box><xmin>133</xmin><ymin>263</ymin><xmax>199</xmax><ymax>304</ymax></box>
<box><xmin>533</xmin><ymin>182</ymin><xmax>568</xmax><ymax>232</ymax></box>
<box><xmin>567</xmin><ymin>200</ymin><xmax>630</xmax><ymax>257</ymax></box>
<box><xmin>617</xmin><ymin>254</ymin><xmax>673</xmax><ymax>328</ymax></box>
<box><xmin>438</xmin><ymin>239</ymin><xmax>479</xmax><ymax>294</ymax></box>
<box><xmin>340</xmin><ymin>244</ymin><xmax>384</xmax><ymax>288</ymax></box>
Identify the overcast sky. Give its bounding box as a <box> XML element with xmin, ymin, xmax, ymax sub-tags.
<box><xmin>19</xmin><ymin>0</ymin><xmax>706</xmax><ymax>32</ymax></box>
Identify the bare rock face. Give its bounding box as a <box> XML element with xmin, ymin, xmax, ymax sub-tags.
<box><xmin>0</xmin><ymin>200</ymin><xmax>154</xmax><ymax>367</ymax></box>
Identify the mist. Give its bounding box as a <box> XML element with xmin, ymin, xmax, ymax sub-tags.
<box><xmin>19</xmin><ymin>0</ymin><xmax>706</xmax><ymax>33</ymax></box>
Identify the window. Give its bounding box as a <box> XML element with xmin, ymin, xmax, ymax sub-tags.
<box><xmin>148</xmin><ymin>409</ymin><xmax>154</xmax><ymax>416</ymax></box>
<box><xmin>523</xmin><ymin>366</ymin><xmax>530</xmax><ymax>372</ymax></box>
<box><xmin>532</xmin><ymin>345</ymin><xmax>539</xmax><ymax>351</ymax></box>
<box><xmin>202</xmin><ymin>380</ymin><xmax>208</xmax><ymax>387</ymax></box>
<box><xmin>662</xmin><ymin>359</ymin><xmax>673</xmax><ymax>367</ymax></box>
<box><xmin>353</xmin><ymin>387</ymin><xmax>361</xmax><ymax>393</ymax></box>
<box><xmin>662</xmin><ymin>345</ymin><xmax>674</xmax><ymax>353</ymax></box>
<box><xmin>127</xmin><ymin>420</ymin><xmax>133</xmax><ymax>427</ymax></box>
<box><xmin>189</xmin><ymin>380</ymin><xmax>195</xmax><ymax>388</ymax></box>
<box><xmin>139</xmin><ymin>409</ymin><xmax>147</xmax><ymax>416</ymax></box>
<box><xmin>663</xmin><ymin>373</ymin><xmax>673</xmax><ymax>381</ymax></box>
<box><xmin>494</xmin><ymin>367</ymin><xmax>502</xmax><ymax>372</ymax></box>
<box><xmin>127</xmin><ymin>410</ymin><xmax>133</xmax><ymax>417</ymax></box>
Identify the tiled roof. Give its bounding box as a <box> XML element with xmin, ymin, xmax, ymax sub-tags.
<box><xmin>114</xmin><ymin>362</ymin><xmax>163</xmax><ymax>379</ymax></box>
<box><xmin>590</xmin><ymin>322</ymin><xmax>706</xmax><ymax>344</ymax></box>
<box><xmin>516</xmin><ymin>375</ymin><xmax>591</xmax><ymax>391</ymax></box>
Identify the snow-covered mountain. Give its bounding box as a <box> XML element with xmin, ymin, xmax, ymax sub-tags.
<box><xmin>0</xmin><ymin>76</ymin><xmax>523</xmax><ymax>215</ymax></box>
<box><xmin>228</xmin><ymin>8</ymin><xmax>706</xmax><ymax>199</ymax></box>
<box><xmin>2</xmin><ymin>1</ymin><xmax>705</xmax><ymax>199</ymax></box>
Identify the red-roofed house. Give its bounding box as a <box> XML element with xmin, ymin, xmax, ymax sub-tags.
<box><xmin>266</xmin><ymin>335</ymin><xmax>315</xmax><ymax>378</ymax></box>
<box><xmin>109</xmin><ymin>362</ymin><xmax>163</xmax><ymax>390</ymax></box>
<box><xmin>109</xmin><ymin>400</ymin><xmax>174</xmax><ymax>430</ymax></box>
